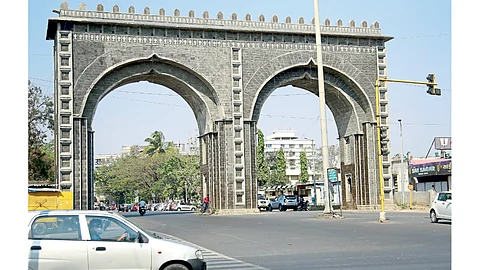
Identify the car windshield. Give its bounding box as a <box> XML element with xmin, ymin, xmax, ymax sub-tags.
<box><xmin>258</xmin><ymin>195</ymin><xmax>266</xmax><ymax>200</ymax></box>
<box><xmin>285</xmin><ymin>195</ymin><xmax>296</xmax><ymax>199</ymax></box>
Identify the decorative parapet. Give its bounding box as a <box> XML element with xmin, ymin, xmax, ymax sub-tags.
<box><xmin>55</xmin><ymin>1</ymin><xmax>386</xmax><ymax>37</ymax></box>
<box><xmin>71</xmin><ymin>32</ymin><xmax>379</xmax><ymax>53</ymax></box>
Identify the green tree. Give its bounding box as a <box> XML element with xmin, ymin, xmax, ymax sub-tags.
<box><xmin>275</xmin><ymin>147</ymin><xmax>288</xmax><ymax>185</ymax></box>
<box><xmin>256</xmin><ymin>129</ymin><xmax>269</xmax><ymax>187</ymax></box>
<box><xmin>144</xmin><ymin>131</ymin><xmax>168</xmax><ymax>156</ymax></box>
<box><xmin>28</xmin><ymin>80</ymin><xmax>54</xmax><ymax>183</ymax></box>
<box><xmin>299</xmin><ymin>151</ymin><xmax>309</xmax><ymax>183</ymax></box>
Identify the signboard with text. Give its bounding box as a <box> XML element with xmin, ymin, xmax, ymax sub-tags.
<box><xmin>408</xmin><ymin>159</ymin><xmax>451</xmax><ymax>177</ymax></box>
<box><xmin>327</xmin><ymin>168</ymin><xmax>338</xmax><ymax>182</ymax></box>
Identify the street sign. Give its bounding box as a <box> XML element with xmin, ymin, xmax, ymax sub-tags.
<box><xmin>327</xmin><ymin>168</ymin><xmax>338</xmax><ymax>182</ymax></box>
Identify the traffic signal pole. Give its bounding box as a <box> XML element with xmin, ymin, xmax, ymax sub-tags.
<box><xmin>375</xmin><ymin>75</ymin><xmax>440</xmax><ymax>223</ymax></box>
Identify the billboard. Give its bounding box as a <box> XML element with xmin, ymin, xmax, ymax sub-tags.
<box><xmin>434</xmin><ymin>137</ymin><xmax>451</xmax><ymax>150</ymax></box>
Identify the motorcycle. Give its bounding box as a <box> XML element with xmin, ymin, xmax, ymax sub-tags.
<box><xmin>297</xmin><ymin>200</ymin><xmax>311</xmax><ymax>211</ymax></box>
<box><xmin>139</xmin><ymin>206</ymin><xmax>147</xmax><ymax>216</ymax></box>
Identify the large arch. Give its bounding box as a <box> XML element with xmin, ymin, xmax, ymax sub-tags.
<box><xmin>77</xmin><ymin>54</ymin><xmax>224</xmax><ymax>134</ymax></box>
<box><xmin>247</xmin><ymin>57</ymin><xmax>381</xmax><ymax>208</ymax></box>
<box><xmin>48</xmin><ymin>3</ymin><xmax>393</xmax><ymax>211</ymax></box>
<box><xmin>250</xmin><ymin>63</ymin><xmax>374</xmax><ymax>138</ymax></box>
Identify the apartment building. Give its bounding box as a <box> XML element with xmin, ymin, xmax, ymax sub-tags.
<box><xmin>264</xmin><ymin>130</ymin><xmax>317</xmax><ymax>184</ymax></box>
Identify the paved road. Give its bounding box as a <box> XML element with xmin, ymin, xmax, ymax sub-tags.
<box><xmin>123</xmin><ymin>210</ymin><xmax>451</xmax><ymax>270</ymax></box>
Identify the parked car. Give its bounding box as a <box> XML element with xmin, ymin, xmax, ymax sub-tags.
<box><xmin>267</xmin><ymin>194</ymin><xmax>298</xmax><ymax>211</ymax></box>
<box><xmin>28</xmin><ymin>210</ymin><xmax>206</xmax><ymax>270</ymax></box>
<box><xmin>257</xmin><ymin>194</ymin><xmax>269</xmax><ymax>211</ymax></box>
<box><xmin>174</xmin><ymin>202</ymin><xmax>197</xmax><ymax>211</ymax></box>
<box><xmin>429</xmin><ymin>191</ymin><xmax>452</xmax><ymax>223</ymax></box>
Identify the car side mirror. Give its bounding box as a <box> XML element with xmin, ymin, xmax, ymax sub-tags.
<box><xmin>137</xmin><ymin>232</ymin><xmax>149</xmax><ymax>243</ymax></box>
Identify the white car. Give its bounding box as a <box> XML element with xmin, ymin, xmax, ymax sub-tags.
<box><xmin>257</xmin><ymin>194</ymin><xmax>269</xmax><ymax>211</ymax></box>
<box><xmin>174</xmin><ymin>202</ymin><xmax>197</xmax><ymax>211</ymax></box>
<box><xmin>28</xmin><ymin>210</ymin><xmax>206</xmax><ymax>270</ymax></box>
<box><xmin>429</xmin><ymin>191</ymin><xmax>452</xmax><ymax>223</ymax></box>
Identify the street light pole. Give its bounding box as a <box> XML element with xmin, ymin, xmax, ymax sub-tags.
<box><xmin>311</xmin><ymin>140</ymin><xmax>317</xmax><ymax>206</ymax></box>
<box><xmin>313</xmin><ymin>0</ymin><xmax>332</xmax><ymax>214</ymax></box>
<box><xmin>398</xmin><ymin>119</ymin><xmax>405</xmax><ymax>206</ymax></box>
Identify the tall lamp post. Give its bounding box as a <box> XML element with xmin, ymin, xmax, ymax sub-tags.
<box><xmin>313</xmin><ymin>0</ymin><xmax>332</xmax><ymax>214</ymax></box>
<box><xmin>398</xmin><ymin>119</ymin><xmax>405</xmax><ymax>206</ymax></box>
<box><xmin>311</xmin><ymin>139</ymin><xmax>317</xmax><ymax>206</ymax></box>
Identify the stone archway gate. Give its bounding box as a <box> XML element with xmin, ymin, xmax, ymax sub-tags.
<box><xmin>46</xmin><ymin>2</ymin><xmax>394</xmax><ymax>212</ymax></box>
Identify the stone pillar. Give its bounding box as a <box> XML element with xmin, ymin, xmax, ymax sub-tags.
<box><xmin>363</xmin><ymin>122</ymin><xmax>382</xmax><ymax>207</ymax></box>
<box><xmin>72</xmin><ymin>117</ymin><xmax>89</xmax><ymax>210</ymax></box>
<box><xmin>87</xmin><ymin>130</ymin><xmax>95</xmax><ymax>210</ymax></box>
<box><xmin>243</xmin><ymin>120</ymin><xmax>257</xmax><ymax>209</ymax></box>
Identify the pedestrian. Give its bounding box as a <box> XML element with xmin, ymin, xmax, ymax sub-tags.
<box><xmin>202</xmin><ymin>194</ymin><xmax>210</xmax><ymax>214</ymax></box>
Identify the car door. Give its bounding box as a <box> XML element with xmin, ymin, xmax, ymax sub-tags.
<box><xmin>444</xmin><ymin>193</ymin><xmax>452</xmax><ymax>218</ymax></box>
<box><xmin>435</xmin><ymin>192</ymin><xmax>448</xmax><ymax>218</ymax></box>
<box><xmin>86</xmin><ymin>215</ymin><xmax>151</xmax><ymax>270</ymax></box>
<box><xmin>28</xmin><ymin>214</ymin><xmax>87</xmax><ymax>270</ymax></box>
<box><xmin>271</xmin><ymin>197</ymin><xmax>280</xmax><ymax>209</ymax></box>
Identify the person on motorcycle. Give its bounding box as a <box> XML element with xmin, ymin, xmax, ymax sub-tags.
<box><xmin>299</xmin><ymin>196</ymin><xmax>305</xmax><ymax>208</ymax></box>
<box><xmin>139</xmin><ymin>200</ymin><xmax>147</xmax><ymax>208</ymax></box>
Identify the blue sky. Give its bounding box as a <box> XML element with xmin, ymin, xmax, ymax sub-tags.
<box><xmin>26</xmin><ymin>0</ymin><xmax>451</xmax><ymax>158</ymax></box>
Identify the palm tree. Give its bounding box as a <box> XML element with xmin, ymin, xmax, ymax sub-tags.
<box><xmin>144</xmin><ymin>131</ymin><xmax>167</xmax><ymax>156</ymax></box>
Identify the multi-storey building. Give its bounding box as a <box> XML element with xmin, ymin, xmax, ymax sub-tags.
<box><xmin>264</xmin><ymin>130</ymin><xmax>318</xmax><ymax>185</ymax></box>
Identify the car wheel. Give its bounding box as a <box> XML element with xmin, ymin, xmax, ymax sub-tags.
<box><xmin>267</xmin><ymin>205</ymin><xmax>272</xmax><ymax>212</ymax></box>
<box><xmin>279</xmin><ymin>204</ymin><xmax>283</xmax><ymax>211</ymax></box>
<box><xmin>177</xmin><ymin>208</ymin><xmax>181</xmax><ymax>211</ymax></box>
<box><xmin>430</xmin><ymin>210</ymin><xmax>438</xmax><ymax>223</ymax></box>
<box><xmin>164</xmin><ymin>263</ymin><xmax>189</xmax><ymax>270</ymax></box>
<box><xmin>192</xmin><ymin>207</ymin><xmax>196</xmax><ymax>211</ymax></box>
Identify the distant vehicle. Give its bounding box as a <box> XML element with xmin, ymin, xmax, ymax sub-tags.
<box><xmin>429</xmin><ymin>191</ymin><xmax>452</xmax><ymax>223</ymax></box>
<box><xmin>174</xmin><ymin>202</ymin><xmax>197</xmax><ymax>211</ymax></box>
<box><xmin>268</xmin><ymin>194</ymin><xmax>298</xmax><ymax>211</ymax></box>
<box><xmin>28</xmin><ymin>210</ymin><xmax>206</xmax><ymax>270</ymax></box>
<box><xmin>117</xmin><ymin>204</ymin><xmax>131</xmax><ymax>212</ymax></box>
<box><xmin>257</xmin><ymin>194</ymin><xmax>269</xmax><ymax>211</ymax></box>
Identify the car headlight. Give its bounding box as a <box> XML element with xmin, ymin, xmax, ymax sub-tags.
<box><xmin>195</xmin><ymin>250</ymin><xmax>204</xmax><ymax>260</ymax></box>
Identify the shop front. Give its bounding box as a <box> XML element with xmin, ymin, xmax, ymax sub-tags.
<box><xmin>409</xmin><ymin>158</ymin><xmax>452</xmax><ymax>192</ymax></box>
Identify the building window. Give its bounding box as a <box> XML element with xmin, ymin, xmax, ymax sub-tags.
<box><xmin>266</xmin><ymin>144</ymin><xmax>271</xmax><ymax>148</ymax></box>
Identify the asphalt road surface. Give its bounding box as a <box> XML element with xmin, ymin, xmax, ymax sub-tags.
<box><xmin>122</xmin><ymin>210</ymin><xmax>451</xmax><ymax>270</ymax></box>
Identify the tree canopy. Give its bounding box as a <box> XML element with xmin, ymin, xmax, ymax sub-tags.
<box><xmin>28</xmin><ymin>80</ymin><xmax>54</xmax><ymax>183</ymax></box>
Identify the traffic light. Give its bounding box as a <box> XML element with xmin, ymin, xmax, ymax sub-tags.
<box><xmin>426</xmin><ymin>73</ymin><xmax>441</xmax><ymax>96</ymax></box>
<box><xmin>379</xmin><ymin>126</ymin><xmax>390</xmax><ymax>155</ymax></box>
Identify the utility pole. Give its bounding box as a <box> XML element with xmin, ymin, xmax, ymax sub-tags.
<box><xmin>311</xmin><ymin>140</ymin><xmax>317</xmax><ymax>206</ymax></box>
<box><xmin>313</xmin><ymin>0</ymin><xmax>332</xmax><ymax>214</ymax></box>
<box><xmin>398</xmin><ymin>119</ymin><xmax>405</xmax><ymax>206</ymax></box>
